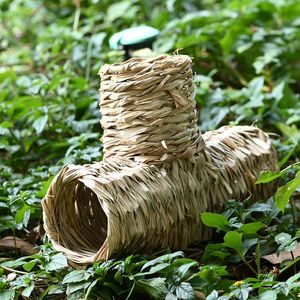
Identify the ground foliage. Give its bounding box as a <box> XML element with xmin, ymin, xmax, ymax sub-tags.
<box><xmin>0</xmin><ymin>0</ymin><xmax>300</xmax><ymax>299</ymax></box>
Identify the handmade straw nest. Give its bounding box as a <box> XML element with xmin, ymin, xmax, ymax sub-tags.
<box><xmin>42</xmin><ymin>55</ymin><xmax>278</xmax><ymax>264</ymax></box>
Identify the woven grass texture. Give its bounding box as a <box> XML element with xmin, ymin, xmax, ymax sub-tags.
<box><xmin>42</xmin><ymin>55</ymin><xmax>278</xmax><ymax>264</ymax></box>
<box><xmin>100</xmin><ymin>55</ymin><xmax>204</xmax><ymax>164</ymax></box>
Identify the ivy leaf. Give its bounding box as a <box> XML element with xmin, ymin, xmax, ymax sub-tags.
<box><xmin>275</xmin><ymin>232</ymin><xmax>292</xmax><ymax>245</ymax></box>
<box><xmin>32</xmin><ymin>115</ymin><xmax>48</xmax><ymax>134</ymax></box>
<box><xmin>271</xmin><ymin>82</ymin><xmax>285</xmax><ymax>102</ymax></box>
<box><xmin>275</xmin><ymin>232</ymin><xmax>297</xmax><ymax>252</ymax></box>
<box><xmin>175</xmin><ymin>282</ymin><xmax>195</xmax><ymax>299</ymax></box>
<box><xmin>45</xmin><ymin>253</ymin><xmax>68</xmax><ymax>271</ymax></box>
<box><xmin>275</xmin><ymin>170</ymin><xmax>300</xmax><ymax>212</ymax></box>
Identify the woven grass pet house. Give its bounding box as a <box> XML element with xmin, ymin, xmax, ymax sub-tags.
<box><xmin>42</xmin><ymin>55</ymin><xmax>278</xmax><ymax>264</ymax></box>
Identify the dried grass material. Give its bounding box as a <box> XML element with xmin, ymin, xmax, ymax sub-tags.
<box><xmin>42</xmin><ymin>55</ymin><xmax>278</xmax><ymax>264</ymax></box>
<box><xmin>99</xmin><ymin>55</ymin><xmax>204</xmax><ymax>164</ymax></box>
<box><xmin>42</xmin><ymin>125</ymin><xmax>277</xmax><ymax>264</ymax></box>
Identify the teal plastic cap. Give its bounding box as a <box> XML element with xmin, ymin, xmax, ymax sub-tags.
<box><xmin>109</xmin><ymin>26</ymin><xmax>160</xmax><ymax>50</ymax></box>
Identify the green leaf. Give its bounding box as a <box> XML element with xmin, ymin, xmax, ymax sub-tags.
<box><xmin>206</xmin><ymin>290</ymin><xmax>218</xmax><ymax>300</ymax></box>
<box><xmin>148</xmin><ymin>263</ymin><xmax>170</xmax><ymax>274</ymax></box>
<box><xmin>224</xmin><ymin>231</ymin><xmax>243</xmax><ymax>257</ymax></box>
<box><xmin>36</xmin><ymin>176</ymin><xmax>55</xmax><ymax>198</ymax></box>
<box><xmin>259</xmin><ymin>290</ymin><xmax>277</xmax><ymax>300</ymax></box>
<box><xmin>238</xmin><ymin>222</ymin><xmax>264</xmax><ymax>235</ymax></box>
<box><xmin>45</xmin><ymin>253</ymin><xmax>68</xmax><ymax>271</ymax></box>
<box><xmin>166</xmin><ymin>293</ymin><xmax>178</xmax><ymax>300</ymax></box>
<box><xmin>177</xmin><ymin>261</ymin><xmax>197</xmax><ymax>279</ymax></box>
<box><xmin>244</xmin><ymin>77</ymin><xmax>264</xmax><ymax>108</ymax></box>
<box><xmin>275</xmin><ymin>170</ymin><xmax>300</xmax><ymax>212</ymax></box>
<box><xmin>286</xmin><ymin>272</ymin><xmax>300</xmax><ymax>285</ymax></box>
<box><xmin>201</xmin><ymin>243</ymin><xmax>229</xmax><ymax>261</ymax></box>
<box><xmin>138</xmin><ymin>278</ymin><xmax>167</xmax><ymax>299</ymax></box>
<box><xmin>106</xmin><ymin>1</ymin><xmax>132</xmax><ymax>22</ymax></box>
<box><xmin>201</xmin><ymin>212</ymin><xmax>230</xmax><ymax>231</ymax></box>
<box><xmin>15</xmin><ymin>205</ymin><xmax>31</xmax><ymax>229</ymax></box>
<box><xmin>256</xmin><ymin>170</ymin><xmax>282</xmax><ymax>184</ymax></box>
<box><xmin>256</xmin><ymin>162</ymin><xmax>300</xmax><ymax>184</ymax></box>
<box><xmin>275</xmin><ymin>232</ymin><xmax>291</xmax><ymax>245</ymax></box>
<box><xmin>48</xmin><ymin>284</ymin><xmax>66</xmax><ymax>295</ymax></box>
<box><xmin>242</xmin><ymin>238</ymin><xmax>258</xmax><ymax>255</ymax></box>
<box><xmin>84</xmin><ymin>279</ymin><xmax>98</xmax><ymax>300</ymax></box>
<box><xmin>220</xmin><ymin>25</ymin><xmax>244</xmax><ymax>57</ymax></box>
<box><xmin>68</xmin><ymin>290</ymin><xmax>85</xmax><ymax>300</ymax></box>
<box><xmin>68</xmin><ymin>280</ymin><xmax>92</xmax><ymax>294</ymax></box>
<box><xmin>175</xmin><ymin>282</ymin><xmax>195</xmax><ymax>300</ymax></box>
<box><xmin>141</xmin><ymin>251</ymin><xmax>184</xmax><ymax>271</ymax></box>
<box><xmin>271</xmin><ymin>82</ymin><xmax>285</xmax><ymax>102</ymax></box>
<box><xmin>280</xmin><ymin>256</ymin><xmax>300</xmax><ymax>274</ymax></box>
<box><xmin>275</xmin><ymin>233</ymin><xmax>297</xmax><ymax>252</ymax></box>
<box><xmin>22</xmin><ymin>284</ymin><xmax>34</xmax><ymax>298</ymax></box>
<box><xmin>23</xmin><ymin>259</ymin><xmax>37</xmax><ymax>272</ymax></box>
<box><xmin>32</xmin><ymin>115</ymin><xmax>48</xmax><ymax>134</ymax></box>
<box><xmin>63</xmin><ymin>270</ymin><xmax>91</xmax><ymax>284</ymax></box>
<box><xmin>0</xmin><ymin>290</ymin><xmax>15</xmax><ymax>300</ymax></box>
<box><xmin>253</xmin><ymin>45</ymin><xmax>281</xmax><ymax>74</ymax></box>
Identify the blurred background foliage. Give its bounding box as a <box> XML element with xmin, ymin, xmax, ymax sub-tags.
<box><xmin>0</xmin><ymin>0</ymin><xmax>300</xmax><ymax>298</ymax></box>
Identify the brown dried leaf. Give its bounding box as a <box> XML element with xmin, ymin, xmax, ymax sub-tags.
<box><xmin>194</xmin><ymin>290</ymin><xmax>206</xmax><ymax>300</ymax></box>
<box><xmin>0</xmin><ymin>236</ymin><xmax>37</xmax><ymax>255</ymax></box>
<box><xmin>262</xmin><ymin>243</ymin><xmax>300</xmax><ymax>264</ymax></box>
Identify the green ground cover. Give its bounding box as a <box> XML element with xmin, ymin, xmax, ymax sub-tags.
<box><xmin>1</xmin><ymin>0</ymin><xmax>300</xmax><ymax>299</ymax></box>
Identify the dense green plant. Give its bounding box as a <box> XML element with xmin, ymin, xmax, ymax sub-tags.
<box><xmin>1</xmin><ymin>0</ymin><xmax>300</xmax><ymax>299</ymax></box>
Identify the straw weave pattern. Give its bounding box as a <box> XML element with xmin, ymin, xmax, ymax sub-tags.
<box><xmin>99</xmin><ymin>55</ymin><xmax>204</xmax><ymax>164</ymax></box>
<box><xmin>42</xmin><ymin>55</ymin><xmax>278</xmax><ymax>264</ymax></box>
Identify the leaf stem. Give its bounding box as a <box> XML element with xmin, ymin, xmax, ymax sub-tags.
<box><xmin>125</xmin><ymin>281</ymin><xmax>136</xmax><ymax>300</ymax></box>
<box><xmin>1</xmin><ymin>265</ymin><xmax>28</xmax><ymax>275</ymax></box>
<box><xmin>290</xmin><ymin>199</ymin><xmax>297</xmax><ymax>232</ymax></box>
<box><xmin>73</xmin><ymin>0</ymin><xmax>81</xmax><ymax>32</ymax></box>
<box><xmin>241</xmin><ymin>257</ymin><xmax>258</xmax><ymax>276</ymax></box>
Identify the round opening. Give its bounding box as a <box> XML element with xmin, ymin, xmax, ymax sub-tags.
<box><xmin>54</xmin><ymin>180</ymin><xmax>108</xmax><ymax>258</ymax></box>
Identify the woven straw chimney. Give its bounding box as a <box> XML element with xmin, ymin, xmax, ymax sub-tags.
<box><xmin>42</xmin><ymin>55</ymin><xmax>278</xmax><ymax>264</ymax></box>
